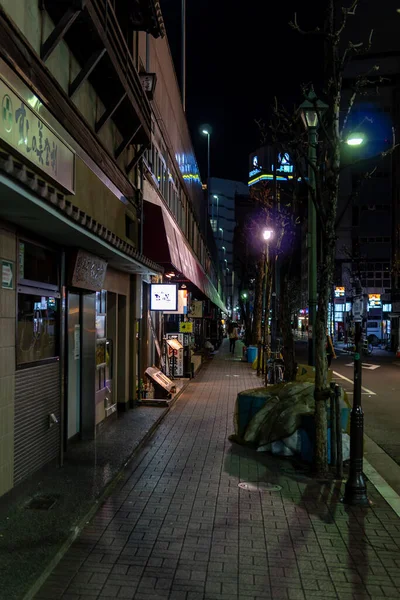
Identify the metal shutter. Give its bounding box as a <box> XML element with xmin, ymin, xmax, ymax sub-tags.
<box><xmin>14</xmin><ymin>363</ymin><xmax>60</xmax><ymax>485</ymax></box>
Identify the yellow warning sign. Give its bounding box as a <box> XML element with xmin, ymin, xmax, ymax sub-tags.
<box><xmin>179</xmin><ymin>321</ymin><xmax>193</xmax><ymax>333</ymax></box>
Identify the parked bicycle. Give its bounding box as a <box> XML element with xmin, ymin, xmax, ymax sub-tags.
<box><xmin>267</xmin><ymin>349</ymin><xmax>285</xmax><ymax>384</ymax></box>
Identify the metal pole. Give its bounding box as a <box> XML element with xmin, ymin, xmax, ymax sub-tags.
<box><xmin>335</xmin><ymin>385</ymin><xmax>343</xmax><ymax>480</ymax></box>
<box><xmin>264</xmin><ymin>242</ymin><xmax>270</xmax><ymax>387</ymax></box>
<box><xmin>308</xmin><ymin>127</ymin><xmax>317</xmax><ymax>367</ymax></box>
<box><xmin>181</xmin><ymin>0</ymin><xmax>186</xmax><ymax>111</ymax></box>
<box><xmin>271</xmin><ymin>146</ymin><xmax>277</xmax><ymax>354</ymax></box>
<box><xmin>207</xmin><ymin>133</ymin><xmax>210</xmax><ymax>183</ymax></box>
<box><xmin>344</xmin><ymin>286</ymin><xmax>369</xmax><ymax>505</ymax></box>
<box><xmin>207</xmin><ymin>133</ymin><xmax>211</xmax><ymax>224</ymax></box>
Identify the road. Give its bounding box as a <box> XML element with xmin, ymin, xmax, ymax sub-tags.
<box><xmin>332</xmin><ymin>346</ymin><xmax>400</xmax><ymax>465</ymax></box>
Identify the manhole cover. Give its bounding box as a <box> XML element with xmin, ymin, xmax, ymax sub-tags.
<box><xmin>25</xmin><ymin>494</ymin><xmax>59</xmax><ymax>510</ymax></box>
<box><xmin>238</xmin><ymin>482</ymin><xmax>282</xmax><ymax>492</ymax></box>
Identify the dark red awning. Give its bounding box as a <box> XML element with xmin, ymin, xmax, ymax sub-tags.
<box><xmin>143</xmin><ymin>201</ymin><xmax>227</xmax><ymax>312</ymax></box>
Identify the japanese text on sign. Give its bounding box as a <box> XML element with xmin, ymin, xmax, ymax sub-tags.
<box><xmin>0</xmin><ymin>76</ymin><xmax>75</xmax><ymax>193</ymax></box>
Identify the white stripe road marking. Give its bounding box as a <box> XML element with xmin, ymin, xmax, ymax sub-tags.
<box><xmin>345</xmin><ymin>363</ymin><xmax>380</xmax><ymax>370</ymax></box>
<box><xmin>363</xmin><ymin>458</ymin><xmax>400</xmax><ymax>518</ymax></box>
<box><xmin>333</xmin><ymin>371</ymin><xmax>376</xmax><ymax>396</ymax></box>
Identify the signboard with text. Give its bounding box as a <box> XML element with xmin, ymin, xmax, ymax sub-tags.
<box><xmin>1</xmin><ymin>260</ymin><xmax>13</xmax><ymax>289</ymax></box>
<box><xmin>335</xmin><ymin>286</ymin><xmax>345</xmax><ymax>297</ymax></box>
<box><xmin>150</xmin><ymin>284</ymin><xmax>178</xmax><ymax>311</ymax></box>
<box><xmin>0</xmin><ymin>76</ymin><xmax>75</xmax><ymax>193</ymax></box>
<box><xmin>368</xmin><ymin>294</ymin><xmax>382</xmax><ymax>309</ymax></box>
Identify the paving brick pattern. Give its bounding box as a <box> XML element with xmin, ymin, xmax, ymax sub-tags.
<box><xmin>35</xmin><ymin>342</ymin><xmax>400</xmax><ymax>600</ymax></box>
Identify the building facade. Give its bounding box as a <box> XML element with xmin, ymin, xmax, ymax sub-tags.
<box><xmin>208</xmin><ymin>177</ymin><xmax>248</xmax><ymax>314</ymax></box>
<box><xmin>0</xmin><ymin>0</ymin><xmax>224</xmax><ymax>498</ymax></box>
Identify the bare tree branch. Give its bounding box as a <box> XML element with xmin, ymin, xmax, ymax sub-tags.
<box><xmin>289</xmin><ymin>12</ymin><xmax>322</xmax><ymax>36</ymax></box>
<box><xmin>335</xmin><ymin>0</ymin><xmax>359</xmax><ymax>38</ymax></box>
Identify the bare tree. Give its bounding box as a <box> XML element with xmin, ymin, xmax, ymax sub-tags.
<box><xmin>269</xmin><ymin>0</ymin><xmax>396</xmax><ymax>476</ymax></box>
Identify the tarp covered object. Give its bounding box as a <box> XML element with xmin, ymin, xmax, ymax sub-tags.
<box><xmin>232</xmin><ymin>376</ymin><xmax>350</xmax><ymax>451</ymax></box>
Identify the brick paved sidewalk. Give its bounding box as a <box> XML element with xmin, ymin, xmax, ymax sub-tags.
<box><xmin>35</xmin><ymin>340</ymin><xmax>400</xmax><ymax>600</ymax></box>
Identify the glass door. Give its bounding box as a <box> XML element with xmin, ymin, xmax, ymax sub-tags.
<box><xmin>67</xmin><ymin>292</ymin><xmax>81</xmax><ymax>439</ymax></box>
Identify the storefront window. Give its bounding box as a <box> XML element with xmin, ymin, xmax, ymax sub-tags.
<box><xmin>19</xmin><ymin>241</ymin><xmax>58</xmax><ymax>287</ymax></box>
<box><xmin>96</xmin><ymin>290</ymin><xmax>107</xmax><ymax>392</ymax></box>
<box><xmin>17</xmin><ymin>294</ymin><xmax>59</xmax><ymax>365</ymax></box>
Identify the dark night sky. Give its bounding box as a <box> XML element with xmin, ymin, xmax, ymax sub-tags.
<box><xmin>160</xmin><ymin>0</ymin><xmax>325</xmax><ymax>183</ymax></box>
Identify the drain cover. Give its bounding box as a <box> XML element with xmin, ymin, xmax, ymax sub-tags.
<box><xmin>25</xmin><ymin>494</ymin><xmax>59</xmax><ymax>510</ymax></box>
<box><xmin>238</xmin><ymin>482</ymin><xmax>282</xmax><ymax>492</ymax></box>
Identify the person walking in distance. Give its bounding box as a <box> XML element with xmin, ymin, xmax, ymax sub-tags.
<box><xmin>326</xmin><ymin>330</ymin><xmax>337</xmax><ymax>367</ymax></box>
<box><xmin>229</xmin><ymin>323</ymin><xmax>239</xmax><ymax>354</ymax></box>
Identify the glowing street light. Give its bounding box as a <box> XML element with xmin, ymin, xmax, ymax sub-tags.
<box><xmin>263</xmin><ymin>229</ymin><xmax>273</xmax><ymax>241</ymax></box>
<box><xmin>346</xmin><ymin>134</ymin><xmax>364</xmax><ymax>146</ymax></box>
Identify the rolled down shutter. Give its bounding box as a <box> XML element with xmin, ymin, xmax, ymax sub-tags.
<box><xmin>14</xmin><ymin>362</ymin><xmax>60</xmax><ymax>485</ymax></box>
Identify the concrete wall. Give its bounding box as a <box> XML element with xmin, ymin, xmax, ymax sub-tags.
<box><xmin>74</xmin><ymin>158</ymin><xmax>135</xmax><ymax>244</ymax></box>
<box><xmin>0</xmin><ymin>223</ymin><xmax>15</xmax><ymax>496</ymax></box>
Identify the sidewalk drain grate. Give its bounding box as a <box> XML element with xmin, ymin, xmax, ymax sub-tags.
<box><xmin>238</xmin><ymin>482</ymin><xmax>282</xmax><ymax>492</ymax></box>
<box><xmin>25</xmin><ymin>494</ymin><xmax>59</xmax><ymax>510</ymax></box>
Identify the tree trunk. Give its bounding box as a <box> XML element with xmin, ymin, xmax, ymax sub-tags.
<box><xmin>280</xmin><ymin>273</ymin><xmax>296</xmax><ymax>380</ymax></box>
<box><xmin>263</xmin><ymin>258</ymin><xmax>273</xmax><ymax>347</ymax></box>
<box><xmin>251</xmin><ymin>257</ymin><xmax>265</xmax><ymax>345</ymax></box>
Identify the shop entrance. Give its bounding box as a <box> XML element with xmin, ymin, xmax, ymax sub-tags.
<box><xmin>67</xmin><ymin>292</ymin><xmax>81</xmax><ymax>439</ymax></box>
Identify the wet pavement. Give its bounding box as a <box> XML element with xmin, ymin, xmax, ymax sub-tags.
<box><xmin>29</xmin><ymin>340</ymin><xmax>400</xmax><ymax>600</ymax></box>
<box><xmin>0</xmin><ymin>398</ymin><xmax>182</xmax><ymax>600</ymax></box>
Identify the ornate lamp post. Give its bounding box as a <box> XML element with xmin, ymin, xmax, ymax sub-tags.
<box><xmin>299</xmin><ymin>87</ymin><xmax>328</xmax><ymax>367</ymax></box>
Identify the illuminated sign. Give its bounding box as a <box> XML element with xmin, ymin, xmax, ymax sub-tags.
<box><xmin>248</xmin><ymin>173</ymin><xmax>292</xmax><ymax>186</ymax></box>
<box><xmin>271</xmin><ymin>153</ymin><xmax>294</xmax><ymax>174</ymax></box>
<box><xmin>335</xmin><ymin>287</ymin><xmax>345</xmax><ymax>297</ymax></box>
<box><xmin>163</xmin><ymin>290</ymin><xmax>187</xmax><ymax>314</ymax></box>
<box><xmin>249</xmin><ymin>155</ymin><xmax>262</xmax><ymax>178</ymax></box>
<box><xmin>368</xmin><ymin>294</ymin><xmax>381</xmax><ymax>308</ymax></box>
<box><xmin>150</xmin><ymin>284</ymin><xmax>178</xmax><ymax>311</ymax></box>
<box><xmin>179</xmin><ymin>321</ymin><xmax>193</xmax><ymax>333</ymax></box>
<box><xmin>0</xmin><ymin>76</ymin><xmax>75</xmax><ymax>193</ymax></box>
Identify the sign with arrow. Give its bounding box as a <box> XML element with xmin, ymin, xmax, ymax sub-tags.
<box><xmin>1</xmin><ymin>260</ymin><xmax>14</xmax><ymax>290</ymax></box>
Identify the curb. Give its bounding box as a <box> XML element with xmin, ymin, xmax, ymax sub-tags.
<box><xmin>22</xmin><ymin>379</ymin><xmax>191</xmax><ymax>600</ymax></box>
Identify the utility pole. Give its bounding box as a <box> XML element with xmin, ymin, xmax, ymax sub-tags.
<box><xmin>307</xmin><ymin>126</ymin><xmax>317</xmax><ymax>367</ymax></box>
<box><xmin>181</xmin><ymin>0</ymin><xmax>186</xmax><ymax>111</ymax></box>
<box><xmin>344</xmin><ymin>278</ymin><xmax>369</xmax><ymax>506</ymax></box>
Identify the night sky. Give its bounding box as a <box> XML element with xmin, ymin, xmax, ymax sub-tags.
<box><xmin>160</xmin><ymin>0</ymin><xmax>325</xmax><ymax>183</ymax></box>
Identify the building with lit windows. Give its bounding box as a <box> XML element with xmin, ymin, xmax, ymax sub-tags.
<box><xmin>207</xmin><ymin>178</ymin><xmax>248</xmax><ymax>314</ymax></box>
<box><xmin>0</xmin><ymin>0</ymin><xmax>225</xmax><ymax>499</ymax></box>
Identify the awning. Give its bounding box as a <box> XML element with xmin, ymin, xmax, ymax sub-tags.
<box><xmin>143</xmin><ymin>200</ymin><xmax>227</xmax><ymax>313</ymax></box>
<box><xmin>0</xmin><ymin>173</ymin><xmax>162</xmax><ymax>275</ymax></box>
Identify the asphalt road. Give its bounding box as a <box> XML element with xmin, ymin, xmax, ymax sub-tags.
<box><xmin>331</xmin><ymin>345</ymin><xmax>400</xmax><ymax>465</ymax></box>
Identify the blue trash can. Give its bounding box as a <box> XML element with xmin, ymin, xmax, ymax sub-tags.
<box><xmin>247</xmin><ymin>346</ymin><xmax>258</xmax><ymax>363</ymax></box>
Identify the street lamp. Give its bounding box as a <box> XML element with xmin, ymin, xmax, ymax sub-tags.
<box><xmin>261</xmin><ymin>229</ymin><xmax>274</xmax><ymax>379</ymax></box>
<box><xmin>202</xmin><ymin>129</ymin><xmax>211</xmax><ymax>183</ymax></box>
<box><xmin>202</xmin><ymin>129</ymin><xmax>211</xmax><ymax>224</ymax></box>
<box><xmin>343</xmin><ymin>278</ymin><xmax>369</xmax><ymax>506</ymax></box>
<box><xmin>299</xmin><ymin>86</ymin><xmax>328</xmax><ymax>367</ymax></box>
<box><xmin>346</xmin><ymin>134</ymin><xmax>364</xmax><ymax>146</ymax></box>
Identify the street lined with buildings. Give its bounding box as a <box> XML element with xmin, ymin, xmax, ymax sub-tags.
<box><xmin>32</xmin><ymin>342</ymin><xmax>400</xmax><ymax>600</ymax></box>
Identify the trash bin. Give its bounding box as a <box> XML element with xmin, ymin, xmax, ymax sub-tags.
<box><xmin>247</xmin><ymin>345</ymin><xmax>258</xmax><ymax>363</ymax></box>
